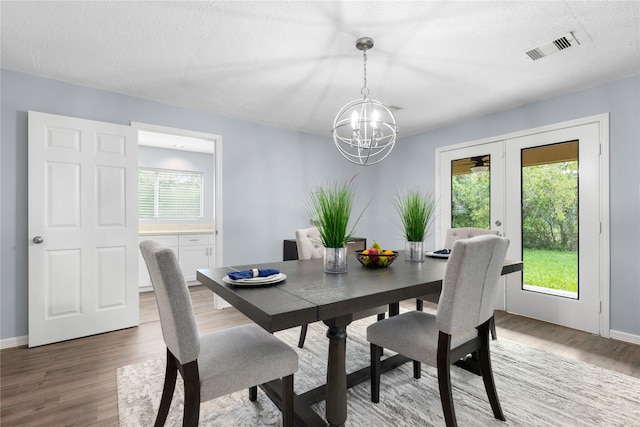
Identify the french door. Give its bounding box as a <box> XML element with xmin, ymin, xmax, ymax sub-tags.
<box><xmin>504</xmin><ymin>123</ymin><xmax>601</xmax><ymax>334</ymax></box>
<box><xmin>437</xmin><ymin>118</ymin><xmax>606</xmax><ymax>334</ymax></box>
<box><xmin>437</xmin><ymin>141</ymin><xmax>507</xmax><ymax>310</ymax></box>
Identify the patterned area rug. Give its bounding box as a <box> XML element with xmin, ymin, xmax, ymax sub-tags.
<box><xmin>117</xmin><ymin>316</ymin><xmax>640</xmax><ymax>426</ymax></box>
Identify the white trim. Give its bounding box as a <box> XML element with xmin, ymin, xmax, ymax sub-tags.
<box><xmin>130</xmin><ymin>121</ymin><xmax>224</xmax><ymax>288</ymax></box>
<box><xmin>610</xmin><ymin>330</ymin><xmax>640</xmax><ymax>345</ymax></box>
<box><xmin>131</xmin><ymin>121</ymin><xmax>221</xmax><ymax>143</ymax></box>
<box><xmin>598</xmin><ymin>114</ymin><xmax>611</xmax><ymax>338</ymax></box>
<box><xmin>434</xmin><ymin>113</ymin><xmax>610</xmax><ymax>337</ymax></box>
<box><xmin>1</xmin><ymin>335</ymin><xmax>28</xmax><ymax>349</ymax></box>
<box><xmin>436</xmin><ymin>113</ymin><xmax>611</xmax><ymax>154</ymax></box>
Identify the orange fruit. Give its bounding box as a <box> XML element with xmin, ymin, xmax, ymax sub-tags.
<box><xmin>383</xmin><ymin>250</ymin><xmax>394</xmax><ymax>255</ymax></box>
<box><xmin>362</xmin><ymin>249</ymin><xmax>370</xmax><ymax>255</ymax></box>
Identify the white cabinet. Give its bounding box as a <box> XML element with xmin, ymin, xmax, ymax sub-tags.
<box><xmin>178</xmin><ymin>234</ymin><xmax>213</xmax><ymax>282</ymax></box>
<box><xmin>138</xmin><ymin>233</ymin><xmax>212</xmax><ymax>287</ymax></box>
<box><xmin>138</xmin><ymin>235</ymin><xmax>179</xmax><ymax>288</ymax></box>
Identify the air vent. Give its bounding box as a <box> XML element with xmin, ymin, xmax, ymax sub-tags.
<box><xmin>525</xmin><ymin>32</ymin><xmax>579</xmax><ymax>61</ymax></box>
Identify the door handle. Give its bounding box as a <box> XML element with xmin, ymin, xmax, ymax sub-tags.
<box><xmin>33</xmin><ymin>236</ymin><xmax>44</xmax><ymax>244</ymax></box>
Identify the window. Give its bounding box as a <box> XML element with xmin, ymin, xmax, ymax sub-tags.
<box><xmin>138</xmin><ymin>168</ymin><xmax>203</xmax><ymax>219</ymax></box>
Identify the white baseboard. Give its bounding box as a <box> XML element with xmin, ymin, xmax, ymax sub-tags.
<box><xmin>1</xmin><ymin>335</ymin><xmax>28</xmax><ymax>349</ymax></box>
<box><xmin>610</xmin><ymin>329</ymin><xmax>640</xmax><ymax>345</ymax></box>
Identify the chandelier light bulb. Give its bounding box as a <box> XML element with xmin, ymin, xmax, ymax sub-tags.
<box><xmin>351</xmin><ymin>111</ymin><xmax>359</xmax><ymax>130</ymax></box>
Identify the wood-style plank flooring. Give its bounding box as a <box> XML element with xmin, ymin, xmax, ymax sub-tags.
<box><xmin>1</xmin><ymin>285</ymin><xmax>638</xmax><ymax>426</ymax></box>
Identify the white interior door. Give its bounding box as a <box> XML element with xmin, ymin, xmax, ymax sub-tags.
<box><xmin>28</xmin><ymin>111</ymin><xmax>139</xmax><ymax>347</ymax></box>
<box><xmin>504</xmin><ymin>123</ymin><xmax>602</xmax><ymax>334</ymax></box>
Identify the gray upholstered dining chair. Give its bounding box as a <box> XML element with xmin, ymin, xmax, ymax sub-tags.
<box><xmin>294</xmin><ymin>227</ymin><xmax>386</xmax><ymax>348</ymax></box>
<box><xmin>140</xmin><ymin>240</ymin><xmax>298</xmax><ymax>427</ymax></box>
<box><xmin>418</xmin><ymin>227</ymin><xmax>500</xmax><ymax>338</ymax></box>
<box><xmin>295</xmin><ymin>226</ymin><xmax>324</xmax><ymax>260</ymax></box>
<box><xmin>367</xmin><ymin>235</ymin><xmax>509</xmax><ymax>427</ymax></box>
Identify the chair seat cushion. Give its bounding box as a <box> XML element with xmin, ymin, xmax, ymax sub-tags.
<box><xmin>367</xmin><ymin>311</ymin><xmax>476</xmax><ymax>366</ymax></box>
<box><xmin>198</xmin><ymin>323</ymin><xmax>298</xmax><ymax>401</ymax></box>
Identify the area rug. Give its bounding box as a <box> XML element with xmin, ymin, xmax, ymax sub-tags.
<box><xmin>117</xmin><ymin>316</ymin><xmax>640</xmax><ymax>426</ymax></box>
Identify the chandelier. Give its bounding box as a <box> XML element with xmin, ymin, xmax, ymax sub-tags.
<box><xmin>331</xmin><ymin>37</ymin><xmax>399</xmax><ymax>166</ymax></box>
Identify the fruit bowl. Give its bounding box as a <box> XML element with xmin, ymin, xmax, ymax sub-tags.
<box><xmin>355</xmin><ymin>250</ymin><xmax>398</xmax><ymax>269</ymax></box>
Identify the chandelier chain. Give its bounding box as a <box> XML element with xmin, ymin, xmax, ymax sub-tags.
<box><xmin>361</xmin><ymin>50</ymin><xmax>369</xmax><ymax>97</ymax></box>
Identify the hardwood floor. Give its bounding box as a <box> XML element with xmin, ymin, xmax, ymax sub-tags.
<box><xmin>1</xmin><ymin>285</ymin><xmax>638</xmax><ymax>426</ymax></box>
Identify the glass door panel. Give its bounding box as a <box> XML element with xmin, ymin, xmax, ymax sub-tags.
<box><xmin>521</xmin><ymin>141</ymin><xmax>578</xmax><ymax>299</ymax></box>
<box><xmin>451</xmin><ymin>155</ymin><xmax>491</xmax><ymax>229</ymax></box>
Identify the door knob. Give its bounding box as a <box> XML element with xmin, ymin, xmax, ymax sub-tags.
<box><xmin>494</xmin><ymin>220</ymin><xmax>502</xmax><ymax>226</ymax></box>
<box><xmin>32</xmin><ymin>236</ymin><xmax>44</xmax><ymax>244</ymax></box>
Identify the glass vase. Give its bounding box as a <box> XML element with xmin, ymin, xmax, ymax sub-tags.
<box><xmin>405</xmin><ymin>241</ymin><xmax>424</xmax><ymax>262</ymax></box>
<box><xmin>324</xmin><ymin>247</ymin><xmax>347</xmax><ymax>273</ymax></box>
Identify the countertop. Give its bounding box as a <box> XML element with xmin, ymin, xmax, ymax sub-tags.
<box><xmin>138</xmin><ymin>224</ymin><xmax>214</xmax><ymax>236</ymax></box>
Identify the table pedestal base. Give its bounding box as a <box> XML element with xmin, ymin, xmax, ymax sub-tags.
<box><xmin>260</xmin><ymin>353</ymin><xmax>411</xmax><ymax>426</ymax></box>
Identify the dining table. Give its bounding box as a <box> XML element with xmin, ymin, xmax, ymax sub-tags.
<box><xmin>196</xmin><ymin>251</ymin><xmax>523</xmax><ymax>427</ymax></box>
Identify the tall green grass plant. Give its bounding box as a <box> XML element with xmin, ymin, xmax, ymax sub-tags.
<box><xmin>307</xmin><ymin>179</ymin><xmax>366</xmax><ymax>248</ymax></box>
<box><xmin>394</xmin><ymin>189</ymin><xmax>435</xmax><ymax>242</ymax></box>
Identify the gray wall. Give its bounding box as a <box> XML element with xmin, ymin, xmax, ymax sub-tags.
<box><xmin>2</xmin><ymin>69</ymin><xmax>639</xmax><ymax>341</ymax></box>
<box><xmin>138</xmin><ymin>146</ymin><xmax>215</xmax><ymax>225</ymax></box>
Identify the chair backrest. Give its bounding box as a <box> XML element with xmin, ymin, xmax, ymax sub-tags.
<box><xmin>444</xmin><ymin>227</ymin><xmax>499</xmax><ymax>249</ymax></box>
<box><xmin>295</xmin><ymin>227</ymin><xmax>324</xmax><ymax>260</ymax></box>
<box><xmin>437</xmin><ymin>235</ymin><xmax>509</xmax><ymax>336</ymax></box>
<box><xmin>140</xmin><ymin>240</ymin><xmax>200</xmax><ymax>364</ymax></box>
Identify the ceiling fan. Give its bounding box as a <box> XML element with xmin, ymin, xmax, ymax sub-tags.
<box><xmin>470</xmin><ymin>156</ymin><xmax>490</xmax><ymax>174</ymax></box>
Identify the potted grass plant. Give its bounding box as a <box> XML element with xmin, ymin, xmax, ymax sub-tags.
<box><xmin>307</xmin><ymin>178</ymin><xmax>366</xmax><ymax>273</ymax></box>
<box><xmin>394</xmin><ymin>188</ymin><xmax>435</xmax><ymax>262</ymax></box>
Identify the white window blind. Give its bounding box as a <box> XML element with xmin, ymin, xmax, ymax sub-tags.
<box><xmin>138</xmin><ymin>168</ymin><xmax>203</xmax><ymax>219</ymax></box>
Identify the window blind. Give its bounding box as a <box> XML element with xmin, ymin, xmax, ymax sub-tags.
<box><xmin>138</xmin><ymin>168</ymin><xmax>203</xmax><ymax>219</ymax></box>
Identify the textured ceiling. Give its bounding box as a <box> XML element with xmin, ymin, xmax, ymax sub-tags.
<box><xmin>2</xmin><ymin>1</ymin><xmax>639</xmax><ymax>137</ymax></box>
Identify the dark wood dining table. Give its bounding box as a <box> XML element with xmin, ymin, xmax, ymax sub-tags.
<box><xmin>197</xmin><ymin>251</ymin><xmax>523</xmax><ymax>427</ymax></box>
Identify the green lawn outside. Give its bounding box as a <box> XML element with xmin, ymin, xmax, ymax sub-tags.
<box><xmin>523</xmin><ymin>249</ymin><xmax>578</xmax><ymax>293</ymax></box>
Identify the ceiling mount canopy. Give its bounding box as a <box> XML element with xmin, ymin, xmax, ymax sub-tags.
<box><xmin>331</xmin><ymin>37</ymin><xmax>399</xmax><ymax>166</ymax></box>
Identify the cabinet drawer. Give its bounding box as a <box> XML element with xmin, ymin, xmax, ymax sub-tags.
<box><xmin>179</xmin><ymin>234</ymin><xmax>211</xmax><ymax>246</ymax></box>
<box><xmin>139</xmin><ymin>234</ymin><xmax>179</xmax><ymax>247</ymax></box>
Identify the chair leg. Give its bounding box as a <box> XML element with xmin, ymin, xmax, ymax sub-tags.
<box><xmin>490</xmin><ymin>316</ymin><xmax>498</xmax><ymax>340</ymax></box>
<box><xmin>416</xmin><ymin>298</ymin><xmax>424</xmax><ymax>311</ymax></box>
<box><xmin>298</xmin><ymin>324</ymin><xmax>308</xmax><ymax>348</ymax></box>
<box><xmin>282</xmin><ymin>374</ymin><xmax>294</xmax><ymax>427</ymax></box>
<box><xmin>249</xmin><ymin>386</ymin><xmax>257</xmax><ymax>401</ymax></box>
<box><xmin>413</xmin><ymin>360</ymin><xmax>422</xmax><ymax>379</ymax></box>
<box><xmin>155</xmin><ymin>348</ymin><xmax>178</xmax><ymax>427</ymax></box>
<box><xmin>478</xmin><ymin>319</ymin><xmax>505</xmax><ymax>421</ymax></box>
<box><xmin>181</xmin><ymin>361</ymin><xmax>201</xmax><ymax>427</ymax></box>
<box><xmin>370</xmin><ymin>343</ymin><xmax>382</xmax><ymax>403</ymax></box>
<box><xmin>437</xmin><ymin>332</ymin><xmax>457</xmax><ymax>427</ymax></box>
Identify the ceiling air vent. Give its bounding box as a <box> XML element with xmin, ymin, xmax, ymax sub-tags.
<box><xmin>525</xmin><ymin>32</ymin><xmax>579</xmax><ymax>61</ymax></box>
